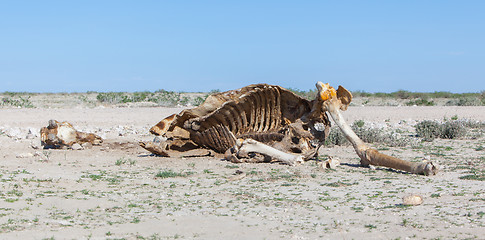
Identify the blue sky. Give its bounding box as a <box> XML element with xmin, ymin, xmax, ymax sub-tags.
<box><xmin>1</xmin><ymin>1</ymin><xmax>484</xmax><ymax>93</ymax></box>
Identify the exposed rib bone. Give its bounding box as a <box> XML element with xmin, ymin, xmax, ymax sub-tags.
<box><xmin>323</xmin><ymin>97</ymin><xmax>437</xmax><ymax>175</ymax></box>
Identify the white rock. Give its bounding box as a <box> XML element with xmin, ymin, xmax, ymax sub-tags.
<box><xmin>16</xmin><ymin>153</ymin><xmax>34</xmax><ymax>158</ymax></box>
<box><xmin>28</xmin><ymin>128</ymin><xmax>39</xmax><ymax>138</ymax></box>
<box><xmin>403</xmin><ymin>194</ymin><xmax>423</xmax><ymax>206</ymax></box>
<box><xmin>30</xmin><ymin>141</ymin><xmax>41</xmax><ymax>149</ymax></box>
<box><xmin>82</xmin><ymin>142</ymin><xmax>93</xmax><ymax>149</ymax></box>
<box><xmin>71</xmin><ymin>143</ymin><xmax>83</xmax><ymax>150</ymax></box>
<box><xmin>5</xmin><ymin>127</ymin><xmax>23</xmax><ymax>139</ymax></box>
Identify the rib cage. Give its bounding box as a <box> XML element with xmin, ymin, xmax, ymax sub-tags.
<box><xmin>147</xmin><ymin>83</ymin><xmax>318</xmax><ymax>154</ymax></box>
<box><xmin>186</xmin><ymin>85</ymin><xmax>285</xmax><ymax>153</ymax></box>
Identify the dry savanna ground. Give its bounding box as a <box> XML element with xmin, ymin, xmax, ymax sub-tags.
<box><xmin>1</xmin><ymin>94</ymin><xmax>485</xmax><ymax>240</ymax></box>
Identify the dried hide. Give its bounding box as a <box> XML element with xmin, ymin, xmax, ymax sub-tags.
<box><xmin>40</xmin><ymin>120</ymin><xmax>102</xmax><ymax>149</ymax></box>
<box><xmin>142</xmin><ymin>84</ymin><xmax>330</xmax><ymax>162</ymax></box>
<box><xmin>141</xmin><ymin>82</ymin><xmax>438</xmax><ymax>175</ymax></box>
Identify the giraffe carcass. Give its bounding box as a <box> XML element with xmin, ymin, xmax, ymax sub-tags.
<box><xmin>141</xmin><ymin>82</ymin><xmax>437</xmax><ymax>175</ymax></box>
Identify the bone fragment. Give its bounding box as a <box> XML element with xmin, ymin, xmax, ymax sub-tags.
<box><xmin>320</xmin><ymin>83</ymin><xmax>437</xmax><ymax>176</ymax></box>
<box><xmin>229</xmin><ymin>139</ymin><xmax>304</xmax><ymax>165</ymax></box>
<box><xmin>320</xmin><ymin>157</ymin><xmax>340</xmax><ymax>169</ymax></box>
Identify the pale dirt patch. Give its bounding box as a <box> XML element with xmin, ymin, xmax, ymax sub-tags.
<box><xmin>1</xmin><ymin>105</ymin><xmax>485</xmax><ymax>239</ymax></box>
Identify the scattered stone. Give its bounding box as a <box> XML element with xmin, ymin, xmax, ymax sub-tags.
<box><xmin>30</xmin><ymin>141</ymin><xmax>41</xmax><ymax>149</ymax></box>
<box><xmin>16</xmin><ymin>153</ymin><xmax>34</xmax><ymax>158</ymax></box>
<box><xmin>403</xmin><ymin>194</ymin><xmax>423</xmax><ymax>206</ymax></box>
<box><xmin>71</xmin><ymin>143</ymin><xmax>83</xmax><ymax>150</ymax></box>
<box><xmin>26</xmin><ymin>128</ymin><xmax>38</xmax><ymax>139</ymax></box>
<box><xmin>4</xmin><ymin>127</ymin><xmax>23</xmax><ymax>140</ymax></box>
<box><xmin>82</xmin><ymin>142</ymin><xmax>93</xmax><ymax>149</ymax></box>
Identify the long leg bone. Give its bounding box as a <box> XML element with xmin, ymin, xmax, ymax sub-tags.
<box><xmin>318</xmin><ymin>82</ymin><xmax>437</xmax><ymax>175</ymax></box>
<box><xmin>226</xmin><ymin>139</ymin><xmax>304</xmax><ymax>165</ymax></box>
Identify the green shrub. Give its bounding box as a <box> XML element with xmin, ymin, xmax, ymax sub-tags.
<box><xmin>1</xmin><ymin>96</ymin><xmax>34</xmax><ymax>108</ymax></box>
<box><xmin>354</xmin><ymin>119</ymin><xmax>365</xmax><ymax>128</ymax></box>
<box><xmin>324</xmin><ymin>127</ymin><xmax>349</xmax><ymax>146</ymax></box>
<box><xmin>96</xmin><ymin>92</ymin><xmax>127</xmax><ymax>103</ymax></box>
<box><xmin>415</xmin><ymin>120</ymin><xmax>467</xmax><ymax>141</ymax></box>
<box><xmin>192</xmin><ymin>96</ymin><xmax>207</xmax><ymax>106</ymax></box>
<box><xmin>324</xmin><ymin>121</ymin><xmax>409</xmax><ymax>147</ymax></box>
<box><xmin>456</xmin><ymin>97</ymin><xmax>482</xmax><ymax>106</ymax></box>
<box><xmin>406</xmin><ymin>98</ymin><xmax>435</xmax><ymax>106</ymax></box>
<box><xmin>150</xmin><ymin>90</ymin><xmax>181</xmax><ymax>107</ymax></box>
<box><xmin>352</xmin><ymin>124</ymin><xmax>382</xmax><ymax>144</ymax></box>
<box><xmin>440</xmin><ymin>121</ymin><xmax>466</xmax><ymax>139</ymax></box>
<box><xmin>415</xmin><ymin>120</ymin><xmax>442</xmax><ymax>141</ymax></box>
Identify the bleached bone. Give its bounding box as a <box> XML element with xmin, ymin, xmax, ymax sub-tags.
<box><xmin>320</xmin><ymin>157</ymin><xmax>340</xmax><ymax>169</ymax></box>
<box><xmin>318</xmin><ymin>82</ymin><xmax>437</xmax><ymax>175</ymax></box>
<box><xmin>227</xmin><ymin>139</ymin><xmax>304</xmax><ymax>165</ymax></box>
<box><xmin>40</xmin><ymin>119</ymin><xmax>102</xmax><ymax>149</ymax></box>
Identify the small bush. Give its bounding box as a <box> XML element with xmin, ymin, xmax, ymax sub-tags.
<box><xmin>457</xmin><ymin>97</ymin><xmax>482</xmax><ymax>106</ymax></box>
<box><xmin>415</xmin><ymin>120</ymin><xmax>467</xmax><ymax>141</ymax></box>
<box><xmin>441</xmin><ymin>121</ymin><xmax>466</xmax><ymax>139</ymax></box>
<box><xmin>324</xmin><ymin>127</ymin><xmax>348</xmax><ymax>146</ymax></box>
<box><xmin>406</xmin><ymin>98</ymin><xmax>435</xmax><ymax>106</ymax></box>
<box><xmin>96</xmin><ymin>92</ymin><xmax>127</xmax><ymax>103</ymax></box>
<box><xmin>461</xmin><ymin>119</ymin><xmax>485</xmax><ymax>129</ymax></box>
<box><xmin>415</xmin><ymin>120</ymin><xmax>442</xmax><ymax>141</ymax></box>
<box><xmin>192</xmin><ymin>96</ymin><xmax>207</xmax><ymax>106</ymax></box>
<box><xmin>1</xmin><ymin>96</ymin><xmax>34</xmax><ymax>108</ymax></box>
<box><xmin>352</xmin><ymin>124</ymin><xmax>382</xmax><ymax>143</ymax></box>
<box><xmin>354</xmin><ymin>119</ymin><xmax>365</xmax><ymax>128</ymax></box>
<box><xmin>324</xmin><ymin>121</ymin><xmax>409</xmax><ymax>147</ymax></box>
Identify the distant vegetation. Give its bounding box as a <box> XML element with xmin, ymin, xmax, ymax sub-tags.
<box><xmin>0</xmin><ymin>92</ymin><xmax>34</xmax><ymax>108</ymax></box>
<box><xmin>324</xmin><ymin>117</ymin><xmax>484</xmax><ymax>146</ymax></box>
<box><xmin>1</xmin><ymin>88</ymin><xmax>484</xmax><ymax>108</ymax></box>
<box><xmin>95</xmin><ymin>90</ymin><xmax>208</xmax><ymax>107</ymax></box>
<box><xmin>288</xmin><ymin>88</ymin><xmax>485</xmax><ymax>106</ymax></box>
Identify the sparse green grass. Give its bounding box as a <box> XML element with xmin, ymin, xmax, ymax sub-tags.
<box><xmin>115</xmin><ymin>157</ymin><xmax>136</xmax><ymax>166</ymax></box>
<box><xmin>320</xmin><ymin>181</ymin><xmax>358</xmax><ymax>187</ymax></box>
<box><xmin>459</xmin><ymin>174</ymin><xmax>485</xmax><ymax>181</ymax></box>
<box><xmin>155</xmin><ymin>169</ymin><xmax>189</xmax><ymax>178</ymax></box>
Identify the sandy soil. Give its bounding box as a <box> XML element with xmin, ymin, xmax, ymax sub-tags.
<box><xmin>1</xmin><ymin>105</ymin><xmax>485</xmax><ymax>239</ymax></box>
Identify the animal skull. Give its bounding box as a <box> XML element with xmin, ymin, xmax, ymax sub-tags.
<box><xmin>141</xmin><ymin>82</ymin><xmax>438</xmax><ymax>175</ymax></box>
<box><xmin>40</xmin><ymin>119</ymin><xmax>103</xmax><ymax>149</ymax></box>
